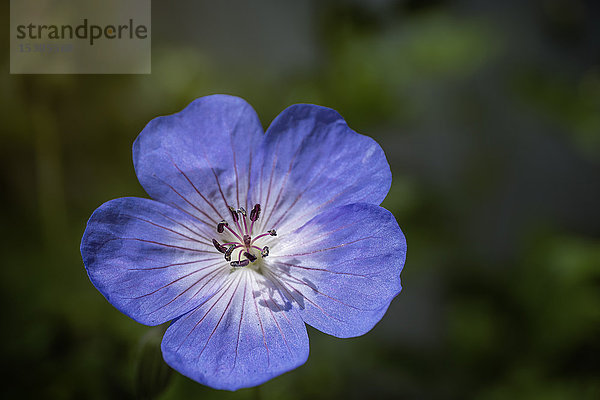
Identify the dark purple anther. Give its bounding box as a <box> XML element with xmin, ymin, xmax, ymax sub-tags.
<box><xmin>228</xmin><ymin>206</ymin><xmax>239</xmax><ymax>223</ymax></box>
<box><xmin>212</xmin><ymin>239</ymin><xmax>226</xmax><ymax>253</ymax></box>
<box><xmin>243</xmin><ymin>235</ymin><xmax>251</xmax><ymax>247</ymax></box>
<box><xmin>267</xmin><ymin>229</ymin><xmax>277</xmax><ymax>236</ymax></box>
<box><xmin>217</xmin><ymin>220</ymin><xmax>228</xmax><ymax>233</ymax></box>
<box><xmin>224</xmin><ymin>245</ymin><xmax>236</xmax><ymax>262</ymax></box>
<box><xmin>238</xmin><ymin>207</ymin><xmax>247</xmax><ymax>217</ymax></box>
<box><xmin>261</xmin><ymin>246</ymin><xmax>269</xmax><ymax>257</ymax></box>
<box><xmin>230</xmin><ymin>259</ymin><xmax>250</xmax><ymax>268</ymax></box>
<box><xmin>243</xmin><ymin>252</ymin><xmax>257</xmax><ymax>262</ymax></box>
<box><xmin>250</xmin><ymin>204</ymin><xmax>261</xmax><ymax>222</ymax></box>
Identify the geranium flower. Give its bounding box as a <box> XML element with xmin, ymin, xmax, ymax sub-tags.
<box><xmin>81</xmin><ymin>95</ymin><xmax>406</xmax><ymax>391</ymax></box>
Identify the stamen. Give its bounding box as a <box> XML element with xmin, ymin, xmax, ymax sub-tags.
<box><xmin>239</xmin><ymin>207</ymin><xmax>248</xmax><ymax>234</ymax></box>
<box><xmin>224</xmin><ymin>244</ymin><xmax>236</xmax><ymax>262</ymax></box>
<box><xmin>228</xmin><ymin>206</ymin><xmax>239</xmax><ymax>223</ymax></box>
<box><xmin>230</xmin><ymin>259</ymin><xmax>250</xmax><ymax>268</ymax></box>
<box><xmin>217</xmin><ymin>220</ymin><xmax>228</xmax><ymax>233</ymax></box>
<box><xmin>251</xmin><ymin>229</ymin><xmax>278</xmax><ymax>244</ymax></box>
<box><xmin>261</xmin><ymin>246</ymin><xmax>269</xmax><ymax>257</ymax></box>
<box><xmin>215</xmin><ymin>203</ymin><xmax>275</xmax><ymax>266</ymax></box>
<box><xmin>228</xmin><ymin>205</ymin><xmax>245</xmax><ymax>236</ymax></box>
<box><xmin>224</xmin><ymin>224</ymin><xmax>244</xmax><ymax>242</ymax></box>
<box><xmin>250</xmin><ymin>204</ymin><xmax>261</xmax><ymax>222</ymax></box>
<box><xmin>212</xmin><ymin>239</ymin><xmax>226</xmax><ymax>253</ymax></box>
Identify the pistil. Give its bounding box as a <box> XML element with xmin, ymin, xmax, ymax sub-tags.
<box><xmin>211</xmin><ymin>203</ymin><xmax>276</xmax><ymax>268</ymax></box>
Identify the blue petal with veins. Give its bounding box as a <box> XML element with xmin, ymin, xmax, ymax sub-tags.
<box><xmin>81</xmin><ymin>94</ymin><xmax>406</xmax><ymax>391</ymax></box>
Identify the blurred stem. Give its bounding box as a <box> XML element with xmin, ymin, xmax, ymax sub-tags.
<box><xmin>21</xmin><ymin>77</ymin><xmax>69</xmax><ymax>251</ymax></box>
<box><xmin>31</xmin><ymin>96</ymin><xmax>68</xmax><ymax>251</ymax></box>
<box><xmin>134</xmin><ymin>325</ymin><xmax>173</xmax><ymax>400</ymax></box>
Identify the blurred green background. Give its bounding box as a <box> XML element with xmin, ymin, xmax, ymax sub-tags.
<box><xmin>1</xmin><ymin>1</ymin><xmax>599</xmax><ymax>399</ymax></box>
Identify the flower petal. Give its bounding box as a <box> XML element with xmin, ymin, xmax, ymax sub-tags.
<box><xmin>81</xmin><ymin>197</ymin><xmax>229</xmax><ymax>326</ymax></box>
<box><xmin>265</xmin><ymin>203</ymin><xmax>405</xmax><ymax>338</ymax></box>
<box><xmin>161</xmin><ymin>269</ymin><xmax>309</xmax><ymax>391</ymax></box>
<box><xmin>250</xmin><ymin>105</ymin><xmax>391</xmax><ymax>234</ymax></box>
<box><xmin>133</xmin><ymin>95</ymin><xmax>264</xmax><ymax>229</ymax></box>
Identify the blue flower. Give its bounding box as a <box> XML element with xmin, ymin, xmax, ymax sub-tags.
<box><xmin>81</xmin><ymin>95</ymin><xmax>406</xmax><ymax>391</ymax></box>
